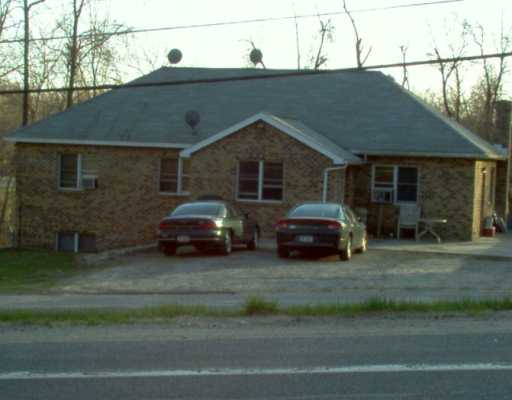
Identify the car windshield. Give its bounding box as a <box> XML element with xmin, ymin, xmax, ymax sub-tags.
<box><xmin>289</xmin><ymin>204</ymin><xmax>341</xmax><ymax>219</ymax></box>
<box><xmin>171</xmin><ymin>203</ymin><xmax>223</xmax><ymax>217</ymax></box>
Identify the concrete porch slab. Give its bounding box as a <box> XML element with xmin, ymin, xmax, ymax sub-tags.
<box><xmin>370</xmin><ymin>233</ymin><xmax>512</xmax><ymax>260</ymax></box>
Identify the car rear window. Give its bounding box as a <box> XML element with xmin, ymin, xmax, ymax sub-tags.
<box><xmin>172</xmin><ymin>203</ymin><xmax>223</xmax><ymax>217</ymax></box>
<box><xmin>289</xmin><ymin>204</ymin><xmax>341</xmax><ymax>219</ymax></box>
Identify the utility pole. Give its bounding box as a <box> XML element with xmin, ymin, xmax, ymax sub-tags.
<box><xmin>22</xmin><ymin>0</ymin><xmax>45</xmax><ymax>126</ymax></box>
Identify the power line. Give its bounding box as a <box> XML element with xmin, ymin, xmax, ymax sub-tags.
<box><xmin>0</xmin><ymin>50</ymin><xmax>509</xmax><ymax>96</ymax></box>
<box><xmin>0</xmin><ymin>0</ymin><xmax>464</xmax><ymax>45</ymax></box>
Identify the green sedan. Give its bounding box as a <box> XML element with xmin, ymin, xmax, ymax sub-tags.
<box><xmin>276</xmin><ymin>202</ymin><xmax>368</xmax><ymax>260</ymax></box>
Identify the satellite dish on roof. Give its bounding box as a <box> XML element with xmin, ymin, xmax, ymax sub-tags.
<box><xmin>185</xmin><ymin>110</ymin><xmax>200</xmax><ymax>131</ymax></box>
<box><xmin>249</xmin><ymin>48</ymin><xmax>263</xmax><ymax>66</ymax></box>
<box><xmin>168</xmin><ymin>48</ymin><xmax>183</xmax><ymax>65</ymax></box>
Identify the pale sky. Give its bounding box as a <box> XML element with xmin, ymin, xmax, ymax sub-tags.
<box><xmin>8</xmin><ymin>0</ymin><xmax>512</xmax><ymax>96</ymax></box>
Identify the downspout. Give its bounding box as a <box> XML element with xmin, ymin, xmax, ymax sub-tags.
<box><xmin>322</xmin><ymin>163</ymin><xmax>348</xmax><ymax>203</ymax></box>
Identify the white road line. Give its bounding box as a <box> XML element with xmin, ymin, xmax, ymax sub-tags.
<box><xmin>1</xmin><ymin>364</ymin><xmax>512</xmax><ymax>380</ymax></box>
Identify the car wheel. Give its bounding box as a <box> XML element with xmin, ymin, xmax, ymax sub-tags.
<box><xmin>356</xmin><ymin>233</ymin><xmax>368</xmax><ymax>253</ymax></box>
<box><xmin>221</xmin><ymin>231</ymin><xmax>232</xmax><ymax>255</ymax></box>
<box><xmin>339</xmin><ymin>236</ymin><xmax>352</xmax><ymax>261</ymax></box>
<box><xmin>163</xmin><ymin>244</ymin><xmax>176</xmax><ymax>256</ymax></box>
<box><xmin>277</xmin><ymin>246</ymin><xmax>289</xmax><ymax>258</ymax></box>
<box><xmin>247</xmin><ymin>229</ymin><xmax>259</xmax><ymax>250</ymax></box>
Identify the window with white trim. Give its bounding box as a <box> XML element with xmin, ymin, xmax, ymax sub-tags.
<box><xmin>58</xmin><ymin>153</ymin><xmax>98</xmax><ymax>190</ymax></box>
<box><xmin>372</xmin><ymin>165</ymin><xmax>418</xmax><ymax>204</ymax></box>
<box><xmin>237</xmin><ymin>160</ymin><xmax>283</xmax><ymax>201</ymax></box>
<box><xmin>159</xmin><ymin>158</ymin><xmax>189</xmax><ymax>194</ymax></box>
<box><xmin>57</xmin><ymin>232</ymin><xmax>97</xmax><ymax>253</ymax></box>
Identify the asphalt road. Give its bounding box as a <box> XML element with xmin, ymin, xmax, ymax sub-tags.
<box><xmin>1</xmin><ymin>316</ymin><xmax>512</xmax><ymax>399</ymax></box>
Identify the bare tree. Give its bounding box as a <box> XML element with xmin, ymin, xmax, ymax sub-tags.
<box><xmin>0</xmin><ymin>0</ymin><xmax>19</xmax><ymax>79</ymax></box>
<box><xmin>342</xmin><ymin>0</ymin><xmax>372</xmax><ymax>69</ymax></box>
<box><xmin>22</xmin><ymin>0</ymin><xmax>46</xmax><ymax>126</ymax></box>
<box><xmin>0</xmin><ymin>0</ymin><xmax>14</xmax><ymax>39</ymax></box>
<box><xmin>471</xmin><ymin>20</ymin><xmax>511</xmax><ymax>138</ymax></box>
<box><xmin>62</xmin><ymin>0</ymin><xmax>86</xmax><ymax>109</ymax></box>
<box><xmin>56</xmin><ymin>0</ymin><xmax>128</xmax><ymax>107</ymax></box>
<box><xmin>429</xmin><ymin>20</ymin><xmax>470</xmax><ymax>121</ymax></box>
<box><xmin>312</xmin><ymin>18</ymin><xmax>334</xmax><ymax>70</ymax></box>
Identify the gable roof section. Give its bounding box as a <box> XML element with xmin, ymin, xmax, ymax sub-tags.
<box><xmin>5</xmin><ymin>67</ymin><xmax>505</xmax><ymax>160</ymax></box>
<box><xmin>180</xmin><ymin>112</ymin><xmax>362</xmax><ymax>165</ymax></box>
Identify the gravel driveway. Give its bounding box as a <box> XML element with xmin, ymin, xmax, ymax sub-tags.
<box><xmin>57</xmin><ymin>246</ymin><xmax>512</xmax><ymax>301</ymax></box>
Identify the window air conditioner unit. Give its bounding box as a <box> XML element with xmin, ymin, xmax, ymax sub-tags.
<box><xmin>373</xmin><ymin>188</ymin><xmax>393</xmax><ymax>204</ymax></box>
<box><xmin>82</xmin><ymin>176</ymin><xmax>97</xmax><ymax>189</ymax></box>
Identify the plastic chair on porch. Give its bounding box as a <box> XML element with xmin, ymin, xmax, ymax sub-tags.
<box><xmin>397</xmin><ymin>204</ymin><xmax>421</xmax><ymax>240</ymax></box>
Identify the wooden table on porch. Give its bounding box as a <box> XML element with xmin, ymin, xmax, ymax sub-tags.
<box><xmin>417</xmin><ymin>218</ymin><xmax>448</xmax><ymax>243</ymax></box>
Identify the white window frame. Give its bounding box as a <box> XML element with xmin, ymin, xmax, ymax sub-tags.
<box><xmin>371</xmin><ymin>164</ymin><xmax>419</xmax><ymax>204</ymax></box>
<box><xmin>236</xmin><ymin>160</ymin><xmax>284</xmax><ymax>203</ymax></box>
<box><xmin>57</xmin><ymin>153</ymin><xmax>98</xmax><ymax>191</ymax></box>
<box><xmin>158</xmin><ymin>157</ymin><xmax>190</xmax><ymax>196</ymax></box>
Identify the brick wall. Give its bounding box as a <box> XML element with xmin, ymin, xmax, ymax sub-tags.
<box><xmin>15</xmin><ymin>132</ymin><xmax>494</xmax><ymax>249</ymax></box>
<box><xmin>15</xmin><ymin>144</ymin><xmax>192</xmax><ymax>251</ymax></box>
<box><xmin>188</xmin><ymin>121</ymin><xmax>346</xmax><ymax>235</ymax></box>
<box><xmin>349</xmin><ymin>156</ymin><xmax>491</xmax><ymax>241</ymax></box>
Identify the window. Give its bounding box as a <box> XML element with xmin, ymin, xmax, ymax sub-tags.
<box><xmin>57</xmin><ymin>232</ymin><xmax>77</xmax><ymax>252</ymax></box>
<box><xmin>238</xmin><ymin>161</ymin><xmax>259</xmax><ymax>200</ymax></box>
<box><xmin>289</xmin><ymin>204</ymin><xmax>341</xmax><ymax>219</ymax></box>
<box><xmin>237</xmin><ymin>161</ymin><xmax>284</xmax><ymax>202</ymax></box>
<box><xmin>57</xmin><ymin>232</ymin><xmax>97</xmax><ymax>253</ymax></box>
<box><xmin>58</xmin><ymin>153</ymin><xmax>98</xmax><ymax>190</ymax></box>
<box><xmin>159</xmin><ymin>158</ymin><xmax>190</xmax><ymax>194</ymax></box>
<box><xmin>372</xmin><ymin>166</ymin><xmax>394</xmax><ymax>203</ymax></box>
<box><xmin>396</xmin><ymin>167</ymin><xmax>418</xmax><ymax>203</ymax></box>
<box><xmin>372</xmin><ymin>165</ymin><xmax>418</xmax><ymax>204</ymax></box>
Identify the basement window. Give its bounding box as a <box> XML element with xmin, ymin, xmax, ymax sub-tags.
<box><xmin>56</xmin><ymin>232</ymin><xmax>97</xmax><ymax>253</ymax></box>
<box><xmin>372</xmin><ymin>165</ymin><xmax>418</xmax><ymax>204</ymax></box>
<box><xmin>237</xmin><ymin>160</ymin><xmax>283</xmax><ymax>202</ymax></box>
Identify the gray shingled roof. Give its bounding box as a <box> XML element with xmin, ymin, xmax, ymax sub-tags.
<box><xmin>6</xmin><ymin>67</ymin><xmax>504</xmax><ymax>160</ymax></box>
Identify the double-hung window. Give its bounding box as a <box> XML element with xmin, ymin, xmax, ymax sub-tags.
<box><xmin>237</xmin><ymin>160</ymin><xmax>283</xmax><ymax>202</ymax></box>
<box><xmin>58</xmin><ymin>153</ymin><xmax>98</xmax><ymax>190</ymax></box>
<box><xmin>159</xmin><ymin>158</ymin><xmax>190</xmax><ymax>195</ymax></box>
<box><xmin>372</xmin><ymin>165</ymin><xmax>418</xmax><ymax>204</ymax></box>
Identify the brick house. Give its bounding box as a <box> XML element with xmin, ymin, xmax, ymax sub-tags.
<box><xmin>4</xmin><ymin>67</ymin><xmax>510</xmax><ymax>252</ymax></box>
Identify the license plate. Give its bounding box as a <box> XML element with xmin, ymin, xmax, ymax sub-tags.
<box><xmin>177</xmin><ymin>235</ymin><xmax>190</xmax><ymax>243</ymax></box>
<box><xmin>297</xmin><ymin>235</ymin><xmax>314</xmax><ymax>243</ymax></box>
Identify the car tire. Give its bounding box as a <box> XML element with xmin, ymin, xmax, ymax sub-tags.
<box><xmin>247</xmin><ymin>229</ymin><xmax>259</xmax><ymax>250</ymax></box>
<box><xmin>356</xmin><ymin>233</ymin><xmax>368</xmax><ymax>253</ymax></box>
<box><xmin>163</xmin><ymin>244</ymin><xmax>176</xmax><ymax>256</ymax></box>
<box><xmin>339</xmin><ymin>236</ymin><xmax>352</xmax><ymax>261</ymax></box>
<box><xmin>221</xmin><ymin>231</ymin><xmax>232</xmax><ymax>255</ymax></box>
<box><xmin>277</xmin><ymin>246</ymin><xmax>289</xmax><ymax>258</ymax></box>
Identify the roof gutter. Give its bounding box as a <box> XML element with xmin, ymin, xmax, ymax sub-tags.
<box><xmin>3</xmin><ymin>137</ymin><xmax>190</xmax><ymax>149</ymax></box>
<box><xmin>322</xmin><ymin>164</ymin><xmax>348</xmax><ymax>203</ymax></box>
<box><xmin>351</xmin><ymin>149</ymin><xmax>506</xmax><ymax>161</ymax></box>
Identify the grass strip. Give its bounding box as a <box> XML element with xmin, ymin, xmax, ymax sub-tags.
<box><xmin>2</xmin><ymin>297</ymin><xmax>512</xmax><ymax>325</ymax></box>
<box><xmin>0</xmin><ymin>249</ymin><xmax>76</xmax><ymax>292</ymax></box>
